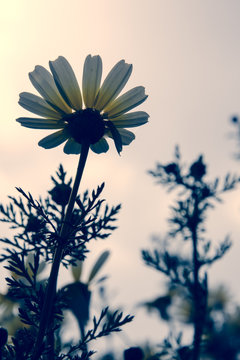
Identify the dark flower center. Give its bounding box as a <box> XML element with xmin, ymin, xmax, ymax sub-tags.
<box><xmin>65</xmin><ymin>108</ymin><xmax>105</xmax><ymax>145</ymax></box>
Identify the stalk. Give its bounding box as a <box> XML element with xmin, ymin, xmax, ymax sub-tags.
<box><xmin>191</xmin><ymin>196</ymin><xmax>206</xmax><ymax>360</ymax></box>
<box><xmin>32</xmin><ymin>143</ymin><xmax>90</xmax><ymax>360</ymax></box>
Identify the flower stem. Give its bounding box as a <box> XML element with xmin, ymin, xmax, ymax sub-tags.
<box><xmin>191</xmin><ymin>195</ymin><xmax>207</xmax><ymax>360</ymax></box>
<box><xmin>32</xmin><ymin>143</ymin><xmax>90</xmax><ymax>360</ymax></box>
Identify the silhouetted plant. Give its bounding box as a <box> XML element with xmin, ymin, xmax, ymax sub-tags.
<box><xmin>0</xmin><ymin>165</ymin><xmax>133</xmax><ymax>359</ymax></box>
<box><xmin>13</xmin><ymin>54</ymin><xmax>148</xmax><ymax>359</ymax></box>
<box><xmin>142</xmin><ymin>147</ymin><xmax>239</xmax><ymax>360</ymax></box>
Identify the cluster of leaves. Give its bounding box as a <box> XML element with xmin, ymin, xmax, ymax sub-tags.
<box><xmin>0</xmin><ymin>164</ymin><xmax>120</xmax><ymax>267</ymax></box>
<box><xmin>59</xmin><ymin>308</ymin><xmax>133</xmax><ymax>360</ymax></box>
<box><xmin>1</xmin><ymin>308</ymin><xmax>133</xmax><ymax>360</ymax></box>
<box><xmin>0</xmin><ymin>165</ymin><xmax>133</xmax><ymax>359</ymax></box>
<box><xmin>141</xmin><ymin>147</ymin><xmax>240</xmax><ymax>359</ymax></box>
<box><xmin>144</xmin><ymin>147</ymin><xmax>237</xmax><ymax>283</ymax></box>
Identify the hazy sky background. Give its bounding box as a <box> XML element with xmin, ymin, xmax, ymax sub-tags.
<box><xmin>1</xmin><ymin>0</ymin><xmax>240</xmax><ymax>354</ymax></box>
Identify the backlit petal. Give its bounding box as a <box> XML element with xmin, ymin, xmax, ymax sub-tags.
<box><xmin>106</xmin><ymin>121</ymin><xmax>122</xmax><ymax>154</ymax></box>
<box><xmin>63</xmin><ymin>138</ymin><xmax>82</xmax><ymax>154</ymax></box>
<box><xmin>29</xmin><ymin>65</ymin><xmax>72</xmax><ymax>114</ymax></box>
<box><xmin>82</xmin><ymin>55</ymin><xmax>102</xmax><ymax>108</ymax></box>
<box><xmin>110</xmin><ymin>111</ymin><xmax>149</xmax><ymax>128</ymax></box>
<box><xmin>90</xmin><ymin>138</ymin><xmax>109</xmax><ymax>153</ymax></box>
<box><xmin>105</xmin><ymin>86</ymin><xmax>148</xmax><ymax>118</ymax></box>
<box><xmin>49</xmin><ymin>56</ymin><xmax>82</xmax><ymax>111</ymax></box>
<box><xmin>107</xmin><ymin>128</ymin><xmax>135</xmax><ymax>145</ymax></box>
<box><xmin>16</xmin><ymin>117</ymin><xmax>64</xmax><ymax>129</ymax></box>
<box><xmin>19</xmin><ymin>92</ymin><xmax>61</xmax><ymax>119</ymax></box>
<box><xmin>94</xmin><ymin>60</ymin><xmax>132</xmax><ymax>111</ymax></box>
<box><xmin>38</xmin><ymin>129</ymin><xmax>69</xmax><ymax>149</ymax></box>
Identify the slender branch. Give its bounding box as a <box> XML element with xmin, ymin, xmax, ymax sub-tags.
<box><xmin>192</xmin><ymin>225</ymin><xmax>201</xmax><ymax>360</ymax></box>
<box><xmin>32</xmin><ymin>143</ymin><xmax>90</xmax><ymax>360</ymax></box>
<box><xmin>191</xmin><ymin>196</ymin><xmax>206</xmax><ymax>360</ymax></box>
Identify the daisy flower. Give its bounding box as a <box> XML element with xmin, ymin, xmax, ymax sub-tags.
<box><xmin>17</xmin><ymin>55</ymin><xmax>149</xmax><ymax>154</ymax></box>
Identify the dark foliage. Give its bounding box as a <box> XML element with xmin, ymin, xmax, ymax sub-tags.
<box><xmin>0</xmin><ymin>165</ymin><xmax>133</xmax><ymax>359</ymax></box>
<box><xmin>142</xmin><ymin>147</ymin><xmax>240</xmax><ymax>359</ymax></box>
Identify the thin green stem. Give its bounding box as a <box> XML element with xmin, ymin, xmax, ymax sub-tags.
<box><xmin>32</xmin><ymin>143</ymin><xmax>90</xmax><ymax>360</ymax></box>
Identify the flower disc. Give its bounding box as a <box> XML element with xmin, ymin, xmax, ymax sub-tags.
<box><xmin>66</xmin><ymin>108</ymin><xmax>105</xmax><ymax>145</ymax></box>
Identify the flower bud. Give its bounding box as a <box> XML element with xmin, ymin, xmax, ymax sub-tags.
<box><xmin>49</xmin><ymin>184</ymin><xmax>72</xmax><ymax>206</ymax></box>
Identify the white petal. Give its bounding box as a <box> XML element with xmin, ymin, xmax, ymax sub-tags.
<box><xmin>38</xmin><ymin>129</ymin><xmax>69</xmax><ymax>149</ymax></box>
<box><xmin>105</xmin><ymin>86</ymin><xmax>148</xmax><ymax>117</ymax></box>
<box><xmin>16</xmin><ymin>117</ymin><xmax>64</xmax><ymax>129</ymax></box>
<box><xmin>29</xmin><ymin>65</ymin><xmax>72</xmax><ymax>114</ymax></box>
<box><xmin>82</xmin><ymin>55</ymin><xmax>102</xmax><ymax>108</ymax></box>
<box><xmin>94</xmin><ymin>60</ymin><xmax>132</xmax><ymax>111</ymax></box>
<box><xmin>110</xmin><ymin>111</ymin><xmax>149</xmax><ymax>128</ymax></box>
<box><xmin>107</xmin><ymin>128</ymin><xmax>135</xmax><ymax>145</ymax></box>
<box><xmin>19</xmin><ymin>92</ymin><xmax>61</xmax><ymax>119</ymax></box>
<box><xmin>49</xmin><ymin>56</ymin><xmax>82</xmax><ymax>111</ymax></box>
<box><xmin>63</xmin><ymin>138</ymin><xmax>82</xmax><ymax>154</ymax></box>
<box><xmin>90</xmin><ymin>138</ymin><xmax>109</xmax><ymax>153</ymax></box>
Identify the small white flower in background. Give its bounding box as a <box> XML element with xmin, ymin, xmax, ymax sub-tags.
<box><xmin>17</xmin><ymin>55</ymin><xmax>149</xmax><ymax>155</ymax></box>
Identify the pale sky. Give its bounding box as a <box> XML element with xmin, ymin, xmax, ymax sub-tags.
<box><xmin>1</xmin><ymin>0</ymin><xmax>240</xmax><ymax>354</ymax></box>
